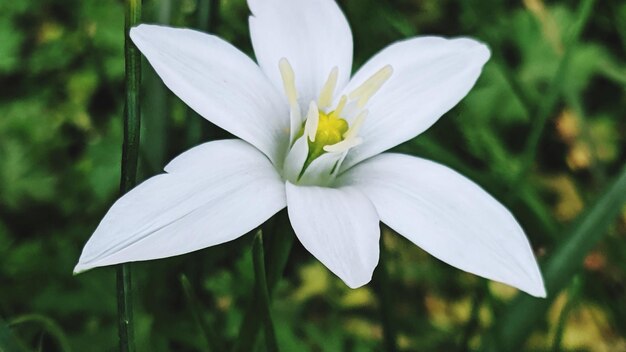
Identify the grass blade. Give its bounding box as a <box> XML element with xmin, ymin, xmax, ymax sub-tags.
<box><xmin>9</xmin><ymin>314</ymin><xmax>71</xmax><ymax>352</ymax></box>
<box><xmin>180</xmin><ymin>274</ymin><xmax>223</xmax><ymax>352</ymax></box>
<box><xmin>373</xmin><ymin>228</ymin><xmax>398</xmax><ymax>352</ymax></box>
<box><xmin>0</xmin><ymin>316</ymin><xmax>24</xmax><ymax>352</ymax></box>
<box><xmin>253</xmin><ymin>230</ymin><xmax>279</xmax><ymax>352</ymax></box>
<box><xmin>516</xmin><ymin>0</ymin><xmax>595</xmax><ymax>182</ymax></box>
<box><xmin>232</xmin><ymin>210</ymin><xmax>294</xmax><ymax>352</ymax></box>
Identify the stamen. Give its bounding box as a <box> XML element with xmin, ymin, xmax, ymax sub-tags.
<box><xmin>348</xmin><ymin>65</ymin><xmax>393</xmax><ymax>108</ymax></box>
<box><xmin>343</xmin><ymin>110</ymin><xmax>368</xmax><ymax>140</ymax></box>
<box><xmin>323</xmin><ymin>136</ymin><xmax>362</xmax><ymax>153</ymax></box>
<box><xmin>333</xmin><ymin>95</ymin><xmax>348</xmax><ymax>117</ymax></box>
<box><xmin>304</xmin><ymin>102</ymin><xmax>319</xmax><ymax>142</ymax></box>
<box><xmin>289</xmin><ymin>104</ymin><xmax>302</xmax><ymax>143</ymax></box>
<box><xmin>318</xmin><ymin>67</ymin><xmax>339</xmax><ymax>109</ymax></box>
<box><xmin>279</xmin><ymin>58</ymin><xmax>298</xmax><ymax>107</ymax></box>
<box><xmin>279</xmin><ymin>58</ymin><xmax>302</xmax><ymax>143</ymax></box>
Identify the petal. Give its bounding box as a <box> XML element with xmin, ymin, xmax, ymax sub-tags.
<box><xmin>339</xmin><ymin>153</ymin><xmax>545</xmax><ymax>297</ymax></box>
<box><xmin>282</xmin><ymin>136</ymin><xmax>309</xmax><ymax>183</ymax></box>
<box><xmin>130</xmin><ymin>24</ymin><xmax>289</xmax><ymax>166</ymax></box>
<box><xmin>285</xmin><ymin>183</ymin><xmax>380</xmax><ymax>288</ymax></box>
<box><xmin>248</xmin><ymin>0</ymin><xmax>353</xmax><ymax>109</ymax></box>
<box><xmin>75</xmin><ymin>140</ymin><xmax>286</xmax><ymax>273</ymax></box>
<box><xmin>339</xmin><ymin>37</ymin><xmax>490</xmax><ymax>171</ymax></box>
<box><xmin>298</xmin><ymin>150</ymin><xmax>344</xmax><ymax>186</ymax></box>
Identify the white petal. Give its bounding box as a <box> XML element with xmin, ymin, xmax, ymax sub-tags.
<box><xmin>298</xmin><ymin>151</ymin><xmax>344</xmax><ymax>186</ymax></box>
<box><xmin>282</xmin><ymin>136</ymin><xmax>309</xmax><ymax>182</ymax></box>
<box><xmin>130</xmin><ymin>24</ymin><xmax>289</xmax><ymax>166</ymax></box>
<box><xmin>339</xmin><ymin>153</ymin><xmax>546</xmax><ymax>297</ymax></box>
<box><xmin>248</xmin><ymin>0</ymin><xmax>353</xmax><ymax>109</ymax></box>
<box><xmin>75</xmin><ymin>140</ymin><xmax>286</xmax><ymax>273</ymax></box>
<box><xmin>285</xmin><ymin>183</ymin><xmax>380</xmax><ymax>288</ymax></box>
<box><xmin>339</xmin><ymin>37</ymin><xmax>490</xmax><ymax>171</ymax></box>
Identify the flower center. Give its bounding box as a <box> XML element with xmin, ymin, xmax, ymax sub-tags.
<box><xmin>278</xmin><ymin>58</ymin><xmax>393</xmax><ymax>185</ymax></box>
<box><xmin>308</xmin><ymin>111</ymin><xmax>348</xmax><ymax>161</ymax></box>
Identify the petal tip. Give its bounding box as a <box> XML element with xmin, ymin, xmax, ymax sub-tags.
<box><xmin>344</xmin><ymin>276</ymin><xmax>372</xmax><ymax>289</ymax></box>
<box><xmin>514</xmin><ymin>270</ymin><xmax>547</xmax><ymax>298</ymax></box>
<box><xmin>527</xmin><ymin>278</ymin><xmax>547</xmax><ymax>298</ymax></box>
<box><xmin>129</xmin><ymin>24</ymin><xmax>148</xmax><ymax>44</ymax></box>
<box><xmin>73</xmin><ymin>262</ymin><xmax>90</xmax><ymax>275</ymax></box>
<box><xmin>476</xmin><ymin>42</ymin><xmax>491</xmax><ymax>64</ymax></box>
<box><xmin>129</xmin><ymin>23</ymin><xmax>147</xmax><ymax>35</ymax></box>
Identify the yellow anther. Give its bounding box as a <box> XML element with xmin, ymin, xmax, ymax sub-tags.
<box><xmin>324</xmin><ymin>136</ymin><xmax>362</xmax><ymax>153</ymax></box>
<box><xmin>318</xmin><ymin>67</ymin><xmax>339</xmax><ymax>109</ymax></box>
<box><xmin>349</xmin><ymin>65</ymin><xmax>393</xmax><ymax>108</ymax></box>
<box><xmin>343</xmin><ymin>110</ymin><xmax>368</xmax><ymax>141</ymax></box>
<box><xmin>332</xmin><ymin>95</ymin><xmax>348</xmax><ymax>118</ymax></box>
<box><xmin>279</xmin><ymin>58</ymin><xmax>298</xmax><ymax>106</ymax></box>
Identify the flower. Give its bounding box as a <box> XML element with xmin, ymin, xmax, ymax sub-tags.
<box><xmin>75</xmin><ymin>0</ymin><xmax>546</xmax><ymax>297</ymax></box>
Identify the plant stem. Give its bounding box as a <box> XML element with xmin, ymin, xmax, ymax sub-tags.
<box><xmin>180</xmin><ymin>274</ymin><xmax>223</xmax><ymax>352</ymax></box>
<box><xmin>253</xmin><ymin>230</ymin><xmax>279</xmax><ymax>352</ymax></box>
<box><xmin>121</xmin><ymin>2</ymin><xmax>142</xmax><ymax>192</ymax></box>
<box><xmin>373</xmin><ymin>228</ymin><xmax>397</xmax><ymax>352</ymax></box>
<box><xmin>117</xmin><ymin>0</ymin><xmax>141</xmax><ymax>351</ymax></box>
<box><xmin>141</xmin><ymin>0</ymin><xmax>171</xmax><ymax>173</ymax></box>
<box><xmin>232</xmin><ymin>211</ymin><xmax>294</xmax><ymax>352</ymax></box>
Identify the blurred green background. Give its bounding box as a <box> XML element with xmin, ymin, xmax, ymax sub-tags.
<box><xmin>1</xmin><ymin>0</ymin><xmax>625</xmax><ymax>351</ymax></box>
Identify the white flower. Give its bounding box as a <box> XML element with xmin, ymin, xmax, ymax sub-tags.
<box><xmin>75</xmin><ymin>0</ymin><xmax>546</xmax><ymax>297</ymax></box>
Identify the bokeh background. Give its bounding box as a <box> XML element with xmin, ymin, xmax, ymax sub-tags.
<box><xmin>1</xmin><ymin>0</ymin><xmax>625</xmax><ymax>351</ymax></box>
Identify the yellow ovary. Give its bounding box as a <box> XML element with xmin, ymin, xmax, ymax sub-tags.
<box><xmin>308</xmin><ymin>111</ymin><xmax>349</xmax><ymax>161</ymax></box>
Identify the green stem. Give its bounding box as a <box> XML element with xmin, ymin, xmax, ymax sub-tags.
<box><xmin>515</xmin><ymin>0</ymin><xmax>595</xmax><ymax>183</ymax></box>
<box><xmin>253</xmin><ymin>230</ymin><xmax>279</xmax><ymax>352</ymax></box>
<box><xmin>141</xmin><ymin>0</ymin><xmax>171</xmax><ymax>174</ymax></box>
<box><xmin>121</xmin><ymin>1</ymin><xmax>142</xmax><ymax>192</ymax></box>
<box><xmin>483</xmin><ymin>163</ymin><xmax>626</xmax><ymax>350</ymax></box>
<box><xmin>116</xmin><ymin>265</ymin><xmax>134</xmax><ymax>352</ymax></box>
<box><xmin>197</xmin><ymin>0</ymin><xmax>220</xmax><ymax>33</ymax></box>
<box><xmin>117</xmin><ymin>1</ymin><xmax>141</xmax><ymax>351</ymax></box>
<box><xmin>373</xmin><ymin>229</ymin><xmax>397</xmax><ymax>352</ymax></box>
<box><xmin>232</xmin><ymin>211</ymin><xmax>294</xmax><ymax>352</ymax></box>
<box><xmin>180</xmin><ymin>275</ymin><xmax>223</xmax><ymax>352</ymax></box>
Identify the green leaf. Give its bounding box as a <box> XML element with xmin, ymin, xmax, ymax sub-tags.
<box><xmin>0</xmin><ymin>316</ymin><xmax>25</xmax><ymax>352</ymax></box>
<box><xmin>9</xmin><ymin>314</ymin><xmax>71</xmax><ymax>352</ymax></box>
